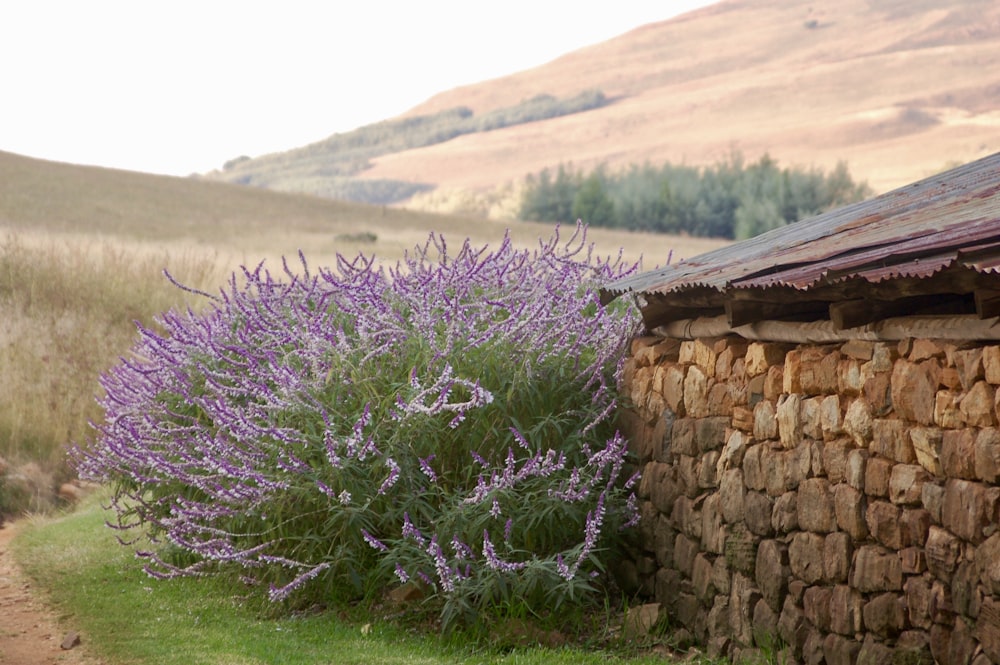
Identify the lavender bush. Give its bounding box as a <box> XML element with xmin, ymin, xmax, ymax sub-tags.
<box><xmin>73</xmin><ymin>224</ymin><xmax>643</xmax><ymax>630</ymax></box>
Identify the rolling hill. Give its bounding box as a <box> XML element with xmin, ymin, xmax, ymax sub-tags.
<box><xmin>208</xmin><ymin>0</ymin><xmax>1000</xmax><ymax>215</ymax></box>
<box><xmin>0</xmin><ymin>150</ymin><xmax>727</xmax><ymax>270</ymax></box>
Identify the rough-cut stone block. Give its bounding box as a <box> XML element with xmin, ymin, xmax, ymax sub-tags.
<box><xmin>725</xmin><ymin>572</ymin><xmax>757</xmax><ymax>649</ymax></box>
<box><xmin>789</xmin><ymin>532</ymin><xmax>826</xmax><ymax>585</ymax></box>
<box><xmin>910</xmin><ymin>339</ymin><xmax>945</xmax><ymax>362</ymax></box>
<box><xmin>776</xmin><ymin>394</ymin><xmax>802</xmax><ymax>449</ymax></box>
<box><xmin>942</xmin><ymin>477</ymin><xmax>1000</xmax><ymax>544</ymax></box>
<box><xmin>961</xmin><ymin>380</ymin><xmax>997</xmax><ymax>427</ymax></box>
<box><xmin>842</xmin><ymin>339</ymin><xmax>874</xmax><ymax>361</ymax></box>
<box><xmin>871</xmin><ymin>342</ymin><xmax>897</xmax><ymax>372</ymax></box>
<box><xmin>889</xmin><ymin>464</ymin><xmax>930</xmax><ymax>505</ymax></box>
<box><xmin>719</xmin><ymin>469</ymin><xmax>745</xmax><ymax>524</ymax></box>
<box><xmin>752</xmin><ymin>597</ymin><xmax>779</xmax><ymax>647</ymax></box>
<box><xmin>834</xmin><ymin>482</ymin><xmax>869</xmax><ymax>542</ymax></box>
<box><xmin>803</xmin><ymin>585</ymin><xmax>833</xmax><ymax>632</ymax></box>
<box><xmin>732</xmin><ymin>405</ymin><xmax>754</xmax><ymax>432</ymax></box>
<box><xmin>945</xmin><ymin>617</ymin><xmax>979</xmax><ymax>665</ymax></box>
<box><xmin>953</xmin><ymin>347</ymin><xmax>985</xmax><ymax>389</ymax></box>
<box><xmin>756</xmin><ymin>539</ymin><xmax>790</xmax><ymax>613</ymax></box>
<box><xmin>649</xmin><ymin>462</ymin><xmax>681</xmax><ymax>515</ymax></box>
<box><xmin>823</xmin><ymin>633</ymin><xmax>862</xmax><ymax>665</ymax></box>
<box><xmin>975</xmin><ymin>427</ymin><xmax>1000</xmax><ymax>483</ymax></box>
<box><xmin>778</xmin><ymin>596</ymin><xmax>809</xmax><ymax>659</ymax></box>
<box><xmin>763</xmin><ymin>444</ymin><xmax>812</xmax><ymax>497</ymax></box>
<box><xmin>653</xmin><ymin>516</ymin><xmax>676</xmax><ymax>569</ymax></box>
<box><xmin>783</xmin><ymin>349</ymin><xmax>803</xmax><ymax>395</ymax></box>
<box><xmin>909</xmin><ymin>427</ymin><xmax>943</xmax><ymax>477</ymax></box>
<box><xmin>797</xmin><ymin>478</ymin><xmax>836</xmax><ymax>533</ymax></box>
<box><xmin>925</xmin><ymin>525</ymin><xmax>962</xmax><ymax>581</ymax></box>
<box><xmin>843</xmin><ymin>398</ymin><xmax>873</xmax><ymax>447</ymax></box>
<box><xmin>824</xmin><ymin>532</ymin><xmax>851</xmax><ymax>584</ymax></box>
<box><xmin>801</xmin><ymin>396</ymin><xmax>822</xmax><ymax>441</ymax></box>
<box><xmin>717</xmin><ymin>429</ymin><xmax>749</xmax><ymax>475</ymax></box>
<box><xmin>765</xmin><ymin>365</ymin><xmax>784</xmax><ymax>401</ymax></box>
<box><xmin>984</xmin><ymin>345</ymin><xmax>1000</xmax><ymax>384</ymax></box>
<box><xmin>801</xmin><ymin>347</ymin><xmax>841</xmax><ymax>395</ymax></box>
<box><xmin>976</xmin><ymin>533</ymin><xmax>1000</xmax><ymax>596</ymax></box>
<box><xmin>695</xmin><ymin>417</ymin><xmax>730</xmax><ymax>453</ymax></box>
<box><xmin>850</xmin><ymin>545</ymin><xmax>903</xmax><ymax>592</ymax></box>
<box><xmin>671</xmin><ymin>532</ymin><xmax>698</xmax><ymax>578</ymax></box>
<box><xmin>672</xmin><ymin>494</ymin><xmax>701</xmax><ymax>539</ymax></box>
<box><xmin>744</xmin><ymin>491</ymin><xmax>774</xmax><ymax>537</ymax></box>
<box><xmin>976</xmin><ymin>596</ymin><xmax>1000</xmax><ymax>663</ymax></box>
<box><xmin>677</xmin><ymin>455</ymin><xmax>700</xmax><ymax>499</ymax></box>
<box><xmin>745</xmin><ymin>342</ymin><xmax>787</xmax><ymax>377</ymax></box>
<box><xmin>690</xmin><ymin>338</ymin><xmax>718</xmax><ymax>377</ymax></box>
<box><xmin>892</xmin><ymin>360</ymin><xmax>938</xmax><ymax>425</ymax></box>
<box><xmin>707</xmin><ymin>382</ymin><xmax>734</xmax><ymax>417</ymax></box>
<box><xmin>951</xmin><ymin>559</ymin><xmax>982</xmax><ymax>619</ymax></box>
<box><xmin>901</xmin><ymin>547</ymin><xmax>927</xmax><ymax>575</ymax></box>
<box><xmin>698</xmin><ymin>450</ymin><xmax>721</xmax><ymax>489</ymax></box>
<box><xmin>743</xmin><ymin>444</ymin><xmax>765</xmax><ymax>491</ymax></box>
<box><xmin>866</xmin><ymin>500</ymin><xmax>906</xmax><ymax>550</ymax></box>
<box><xmin>701</xmin><ymin>493</ymin><xmax>726</xmax><ymax>554</ymax></box>
<box><xmin>655</xmin><ymin>567</ymin><xmax>682</xmax><ymax>612</ymax></box>
<box><xmin>856</xmin><ymin>634</ymin><xmax>894</xmax><ymax>665</ymax></box>
<box><xmin>659</xmin><ymin>363</ymin><xmax>687</xmax><ymax>417</ymax></box>
<box><xmin>904</xmin><ymin>574</ymin><xmax>934</xmax><ymax>630</ymax></box>
<box><xmin>753</xmin><ymin>400</ymin><xmax>778</xmax><ymax>442</ymax></box>
<box><xmin>670</xmin><ymin>417</ymin><xmax>699</xmax><ymax>459</ymax></box>
<box><xmin>839</xmin><ymin>358</ymin><xmax>865</xmax><ymax>396</ymax></box>
<box><xmin>864</xmin><ymin>455</ymin><xmax>893</xmax><ymax>498</ymax></box>
<box><xmin>724</xmin><ymin>523</ymin><xmax>758</xmax><ymax>576</ymax></box>
<box><xmin>845</xmin><ymin>448</ymin><xmax>870</xmax><ymax>490</ymax></box>
<box><xmin>941</xmin><ymin>429</ymin><xmax>977</xmax><ymax>479</ymax></box>
<box><xmin>829</xmin><ymin>584</ymin><xmax>864</xmax><ymax>636</ymax></box>
<box><xmin>921</xmin><ymin>482</ymin><xmax>945</xmax><ymax>523</ymax></box>
<box><xmin>822</xmin><ymin>438</ymin><xmax>853</xmax><ymax>484</ymax></box>
<box><xmin>934</xmin><ymin>390</ymin><xmax>963</xmax><ymax>428</ymax></box>
<box><xmin>864</xmin><ymin>370</ymin><xmax>893</xmax><ymax>417</ymax></box>
<box><xmin>871</xmin><ymin>418</ymin><xmax>915</xmax><ymax>463</ymax></box>
<box><xmin>771</xmin><ymin>490</ymin><xmax>798</xmax><ymax>533</ymax></box>
<box><xmin>683</xmin><ymin>365</ymin><xmax>712</xmax><ymax>419</ymax></box>
<box><xmin>817</xmin><ymin>394</ymin><xmax>842</xmax><ymax>440</ymax></box>
<box><xmin>692</xmin><ymin>553</ymin><xmax>716</xmax><ymax>604</ymax></box>
<box><xmin>901</xmin><ymin>508</ymin><xmax>932</xmax><ymax>548</ymax></box>
<box><xmin>863</xmin><ymin>592</ymin><xmax>907</xmax><ymax>638</ymax></box>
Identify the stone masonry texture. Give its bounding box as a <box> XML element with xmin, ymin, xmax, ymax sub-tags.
<box><xmin>621</xmin><ymin>336</ymin><xmax>1000</xmax><ymax>663</ymax></box>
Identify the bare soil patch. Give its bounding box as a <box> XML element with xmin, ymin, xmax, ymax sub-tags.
<box><xmin>0</xmin><ymin>522</ymin><xmax>103</xmax><ymax>665</ymax></box>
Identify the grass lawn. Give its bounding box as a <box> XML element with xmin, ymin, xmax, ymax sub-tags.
<box><xmin>12</xmin><ymin>495</ymin><xmax>704</xmax><ymax>665</ymax></box>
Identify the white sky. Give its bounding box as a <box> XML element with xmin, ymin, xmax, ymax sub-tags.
<box><xmin>0</xmin><ymin>1</ymin><xmax>717</xmax><ymax>177</ymax></box>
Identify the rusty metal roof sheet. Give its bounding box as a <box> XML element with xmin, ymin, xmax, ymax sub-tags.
<box><xmin>604</xmin><ymin>152</ymin><xmax>1000</xmax><ymax>301</ymax></box>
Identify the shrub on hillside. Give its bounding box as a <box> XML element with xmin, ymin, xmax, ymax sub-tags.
<box><xmin>73</xmin><ymin>224</ymin><xmax>643</xmax><ymax>631</ymax></box>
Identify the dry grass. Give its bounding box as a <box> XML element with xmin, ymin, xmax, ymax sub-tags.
<box><xmin>0</xmin><ymin>150</ymin><xmax>730</xmax><ymax>516</ymax></box>
<box><xmin>0</xmin><ymin>231</ymin><xmax>222</xmax><ymax>512</ymax></box>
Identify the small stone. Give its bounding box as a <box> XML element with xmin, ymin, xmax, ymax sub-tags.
<box><xmin>61</xmin><ymin>631</ymin><xmax>81</xmax><ymax>650</ymax></box>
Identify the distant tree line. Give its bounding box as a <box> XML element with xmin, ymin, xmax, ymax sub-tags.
<box><xmin>519</xmin><ymin>153</ymin><xmax>873</xmax><ymax>240</ymax></box>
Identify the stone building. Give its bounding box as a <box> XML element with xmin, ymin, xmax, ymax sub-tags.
<box><xmin>602</xmin><ymin>153</ymin><xmax>1000</xmax><ymax>663</ymax></box>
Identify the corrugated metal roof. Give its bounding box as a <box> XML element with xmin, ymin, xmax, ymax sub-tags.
<box><xmin>604</xmin><ymin>152</ymin><xmax>1000</xmax><ymax>305</ymax></box>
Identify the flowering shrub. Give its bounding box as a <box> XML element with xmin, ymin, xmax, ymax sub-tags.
<box><xmin>74</xmin><ymin>224</ymin><xmax>642</xmax><ymax>630</ymax></box>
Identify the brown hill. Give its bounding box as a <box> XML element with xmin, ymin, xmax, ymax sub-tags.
<box><xmin>0</xmin><ymin>150</ymin><xmax>727</xmax><ymax>269</ymax></box>
<box><xmin>358</xmin><ymin>0</ymin><xmax>999</xmax><ymax>200</ymax></box>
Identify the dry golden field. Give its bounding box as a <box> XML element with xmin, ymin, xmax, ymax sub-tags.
<box><xmin>0</xmin><ymin>149</ymin><xmax>729</xmax><ymax>514</ymax></box>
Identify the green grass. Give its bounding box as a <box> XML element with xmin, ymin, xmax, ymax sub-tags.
<box><xmin>12</xmin><ymin>495</ymin><xmax>694</xmax><ymax>665</ymax></box>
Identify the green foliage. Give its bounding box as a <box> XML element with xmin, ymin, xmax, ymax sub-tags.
<box><xmin>220</xmin><ymin>91</ymin><xmax>608</xmax><ymax>205</ymax></box>
<box><xmin>14</xmin><ymin>495</ymin><xmax>672</xmax><ymax>665</ymax></box>
<box><xmin>520</xmin><ymin>152</ymin><xmax>873</xmax><ymax>239</ymax></box>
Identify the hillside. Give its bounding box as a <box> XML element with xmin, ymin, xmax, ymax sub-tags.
<box><xmin>0</xmin><ymin>150</ymin><xmax>727</xmax><ymax>270</ymax></box>
<box><xmin>209</xmin><ymin>0</ymin><xmax>999</xmax><ymax>214</ymax></box>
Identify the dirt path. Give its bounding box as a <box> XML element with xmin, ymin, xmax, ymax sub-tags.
<box><xmin>0</xmin><ymin>521</ymin><xmax>104</xmax><ymax>665</ymax></box>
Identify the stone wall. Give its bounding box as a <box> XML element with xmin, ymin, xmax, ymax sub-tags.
<box><xmin>619</xmin><ymin>334</ymin><xmax>1000</xmax><ymax>664</ymax></box>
